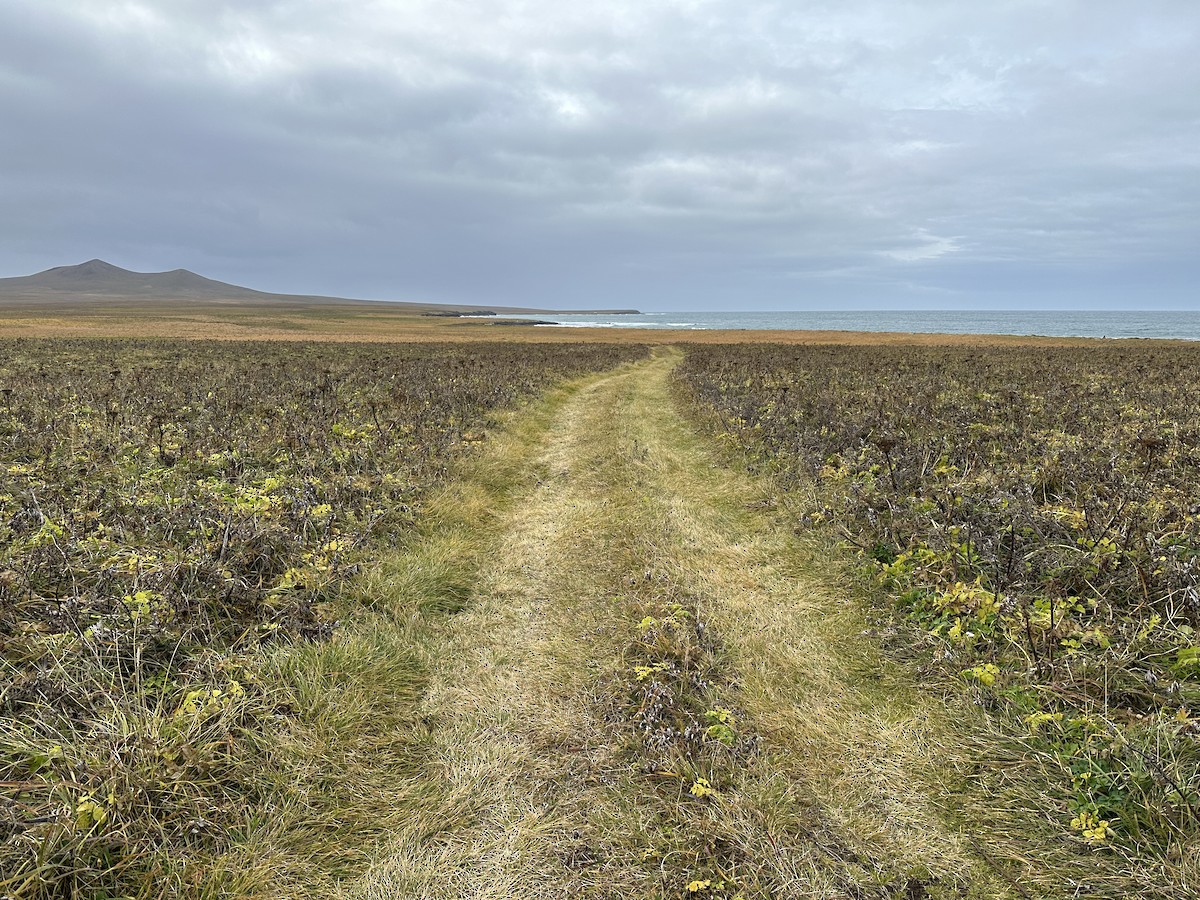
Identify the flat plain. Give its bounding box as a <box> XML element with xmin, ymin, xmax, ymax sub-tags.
<box><xmin>2</xmin><ymin>304</ymin><xmax>1197</xmax><ymax>899</ymax></box>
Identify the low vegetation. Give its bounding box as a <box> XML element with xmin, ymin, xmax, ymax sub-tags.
<box><xmin>675</xmin><ymin>341</ymin><xmax>1200</xmax><ymax>893</ymax></box>
<box><xmin>337</xmin><ymin>351</ymin><xmax>990</xmax><ymax>899</ymax></box>
<box><xmin>9</xmin><ymin>330</ymin><xmax>1200</xmax><ymax>898</ymax></box>
<box><xmin>0</xmin><ymin>338</ymin><xmax>644</xmax><ymax>897</ymax></box>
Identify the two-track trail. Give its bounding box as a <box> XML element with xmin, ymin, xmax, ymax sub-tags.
<box><xmin>340</xmin><ymin>348</ymin><xmax>1014</xmax><ymax>900</ymax></box>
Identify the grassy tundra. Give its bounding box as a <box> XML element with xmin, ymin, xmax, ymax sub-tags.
<box><xmin>0</xmin><ymin>338</ymin><xmax>644</xmax><ymax>897</ymax></box>
<box><xmin>676</xmin><ymin>341</ymin><xmax>1200</xmax><ymax>892</ymax></box>
<box><xmin>2</xmin><ymin>326</ymin><xmax>1198</xmax><ymax>899</ymax></box>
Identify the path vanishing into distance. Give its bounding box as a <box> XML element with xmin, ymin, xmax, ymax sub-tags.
<box><xmin>330</xmin><ymin>348</ymin><xmax>1024</xmax><ymax>900</ymax></box>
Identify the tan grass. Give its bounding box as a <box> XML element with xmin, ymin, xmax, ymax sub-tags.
<box><xmin>332</xmin><ymin>349</ymin><xmax>1044</xmax><ymax>899</ymax></box>
<box><xmin>69</xmin><ymin>344</ymin><xmax>1124</xmax><ymax>898</ymax></box>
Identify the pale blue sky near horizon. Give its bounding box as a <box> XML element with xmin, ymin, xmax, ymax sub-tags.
<box><xmin>0</xmin><ymin>1</ymin><xmax>1197</xmax><ymax>311</ymax></box>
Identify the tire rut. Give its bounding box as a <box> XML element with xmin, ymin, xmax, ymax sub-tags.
<box><xmin>343</xmin><ymin>350</ymin><xmax>1007</xmax><ymax>900</ymax></box>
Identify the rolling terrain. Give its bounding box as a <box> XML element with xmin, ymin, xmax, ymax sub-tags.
<box><xmin>0</xmin><ymin>259</ymin><xmax>639</xmax><ymax>315</ymax></box>
<box><xmin>3</xmin><ymin>314</ymin><xmax>1196</xmax><ymax>898</ymax></box>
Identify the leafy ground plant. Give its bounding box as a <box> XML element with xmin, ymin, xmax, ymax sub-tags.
<box><xmin>0</xmin><ymin>337</ymin><xmax>644</xmax><ymax>897</ymax></box>
<box><xmin>674</xmin><ymin>341</ymin><xmax>1200</xmax><ymax>888</ymax></box>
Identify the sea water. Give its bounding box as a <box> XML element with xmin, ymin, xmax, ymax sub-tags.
<box><xmin>511</xmin><ymin>310</ymin><xmax>1200</xmax><ymax>340</ymax></box>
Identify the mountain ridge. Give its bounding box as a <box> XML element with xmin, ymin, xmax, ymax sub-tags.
<box><xmin>1</xmin><ymin>259</ymin><xmax>386</xmax><ymax>306</ymax></box>
<box><xmin>0</xmin><ymin>260</ymin><xmax>641</xmax><ymax>315</ymax></box>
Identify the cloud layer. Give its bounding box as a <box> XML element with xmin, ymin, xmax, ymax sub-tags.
<box><xmin>1</xmin><ymin>0</ymin><xmax>1197</xmax><ymax>308</ymax></box>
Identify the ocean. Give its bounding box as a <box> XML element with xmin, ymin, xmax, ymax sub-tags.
<box><xmin>500</xmin><ymin>310</ymin><xmax>1200</xmax><ymax>340</ymax></box>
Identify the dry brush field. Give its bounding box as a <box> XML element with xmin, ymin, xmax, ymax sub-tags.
<box><xmin>5</xmin><ymin>329</ymin><xmax>1200</xmax><ymax>899</ymax></box>
<box><xmin>0</xmin><ymin>338</ymin><xmax>645</xmax><ymax>897</ymax></box>
<box><xmin>675</xmin><ymin>341</ymin><xmax>1200</xmax><ymax>882</ymax></box>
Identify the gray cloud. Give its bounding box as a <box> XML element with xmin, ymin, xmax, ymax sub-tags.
<box><xmin>1</xmin><ymin>0</ymin><xmax>1197</xmax><ymax>308</ymax></box>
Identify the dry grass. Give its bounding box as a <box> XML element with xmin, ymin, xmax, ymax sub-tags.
<box><xmin>342</xmin><ymin>364</ymin><xmax>648</xmax><ymax>898</ymax></box>
<box><xmin>8</xmin><ymin>332</ymin><xmax>1165</xmax><ymax>897</ymax></box>
<box><xmin>338</xmin><ymin>349</ymin><xmax>1036</xmax><ymax>899</ymax></box>
<box><xmin>0</xmin><ymin>341</ymin><xmax>635</xmax><ymax>898</ymax></box>
<box><xmin>605</xmin><ymin>353</ymin><xmax>1013</xmax><ymax>897</ymax></box>
<box><xmin>175</xmin><ymin>363</ymin><xmax>593</xmax><ymax>899</ymax></box>
<box><xmin>674</xmin><ymin>342</ymin><xmax>1200</xmax><ymax>898</ymax></box>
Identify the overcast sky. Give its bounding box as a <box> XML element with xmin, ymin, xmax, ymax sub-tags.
<box><xmin>1</xmin><ymin>1</ymin><xmax>1197</xmax><ymax>310</ymax></box>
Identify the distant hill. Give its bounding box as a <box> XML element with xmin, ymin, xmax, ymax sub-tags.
<box><xmin>0</xmin><ymin>259</ymin><xmax>640</xmax><ymax>314</ymax></box>
<box><xmin>0</xmin><ymin>259</ymin><xmax>358</xmax><ymax>305</ymax></box>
